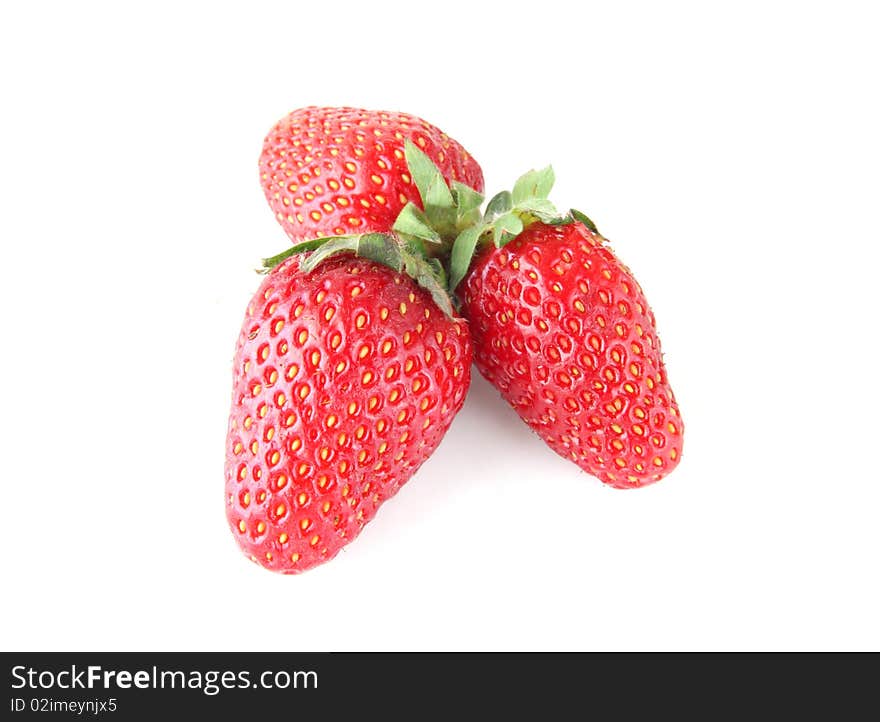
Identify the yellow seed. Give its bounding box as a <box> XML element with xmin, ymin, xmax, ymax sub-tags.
<box><xmin>291</xmin><ymin>553</ymin><xmax>300</xmax><ymax>563</ymax></box>
<box><xmin>256</xmin><ymin>521</ymin><xmax>266</xmax><ymax>534</ymax></box>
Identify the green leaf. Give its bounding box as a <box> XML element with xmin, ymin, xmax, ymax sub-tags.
<box><xmin>354</xmin><ymin>233</ymin><xmax>404</xmax><ymax>271</ymax></box>
<box><xmin>511</xmin><ymin>166</ymin><xmax>555</xmax><ymax>204</ymax></box>
<box><xmin>484</xmin><ymin>191</ymin><xmax>513</xmax><ymax>220</ymax></box>
<box><xmin>424</xmin><ymin>176</ymin><xmax>455</xmax><ymax>212</ymax></box>
<box><xmin>260</xmin><ymin>237</ymin><xmax>336</xmax><ymax>271</ymax></box>
<box><xmin>515</xmin><ymin>197</ymin><xmax>561</xmax><ymax>223</ymax></box>
<box><xmin>392</xmin><ymin>203</ymin><xmax>441</xmax><ymax>243</ymax></box>
<box><xmin>448</xmin><ymin>225</ymin><xmax>484</xmax><ymax>292</ymax></box>
<box><xmin>570</xmin><ymin>208</ymin><xmax>599</xmax><ymax>233</ymax></box>
<box><xmin>451</xmin><ymin>181</ymin><xmax>484</xmax><ymax>217</ymax></box>
<box><xmin>400</xmin><ymin>247</ymin><xmax>454</xmax><ymax>318</ymax></box>
<box><xmin>404</xmin><ymin>139</ymin><xmax>454</xmax><ymax>211</ymax></box>
<box><xmin>300</xmin><ymin>233</ymin><xmax>402</xmax><ymax>274</ymax></box>
<box><xmin>426</xmin><ymin>256</ymin><xmax>448</xmax><ymax>287</ymax></box>
<box><xmin>492</xmin><ymin>212</ymin><xmax>524</xmax><ymax>247</ymax></box>
<box><xmin>299</xmin><ymin>236</ymin><xmax>360</xmax><ymax>272</ymax></box>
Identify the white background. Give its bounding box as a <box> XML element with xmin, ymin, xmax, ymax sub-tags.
<box><xmin>1</xmin><ymin>1</ymin><xmax>877</xmax><ymax>651</ymax></box>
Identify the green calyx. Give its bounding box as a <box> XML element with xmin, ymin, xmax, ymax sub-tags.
<box><xmin>259</xmin><ymin>139</ymin><xmax>601</xmax><ymax>314</ymax></box>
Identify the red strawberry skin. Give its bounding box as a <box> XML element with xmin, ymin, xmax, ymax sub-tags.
<box><xmin>461</xmin><ymin>221</ymin><xmax>683</xmax><ymax>488</ymax></box>
<box><xmin>260</xmin><ymin>107</ymin><xmax>484</xmax><ymax>243</ymax></box>
<box><xmin>226</xmin><ymin>255</ymin><xmax>471</xmax><ymax>573</ymax></box>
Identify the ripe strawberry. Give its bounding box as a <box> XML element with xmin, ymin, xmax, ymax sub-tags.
<box><xmin>260</xmin><ymin>106</ymin><xmax>484</xmax><ymax>244</ymax></box>
<box><xmin>460</xmin><ymin>219</ymin><xmax>683</xmax><ymax>488</ymax></box>
<box><xmin>225</xmin><ymin>250</ymin><xmax>471</xmax><ymax>573</ymax></box>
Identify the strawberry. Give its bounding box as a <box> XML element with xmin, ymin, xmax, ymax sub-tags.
<box><xmin>382</xmin><ymin>154</ymin><xmax>682</xmax><ymax>489</ymax></box>
<box><xmin>225</xmin><ymin>240</ymin><xmax>471</xmax><ymax>573</ymax></box>
<box><xmin>459</xmin><ymin>219</ymin><xmax>683</xmax><ymax>488</ymax></box>
<box><xmin>259</xmin><ymin>106</ymin><xmax>484</xmax><ymax>244</ymax></box>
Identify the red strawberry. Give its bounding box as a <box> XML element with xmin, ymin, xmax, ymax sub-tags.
<box><xmin>260</xmin><ymin>106</ymin><xmax>484</xmax><ymax>244</ymax></box>
<box><xmin>225</xmin><ymin>251</ymin><xmax>471</xmax><ymax>573</ymax></box>
<box><xmin>460</xmin><ymin>220</ymin><xmax>683</xmax><ymax>488</ymax></box>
